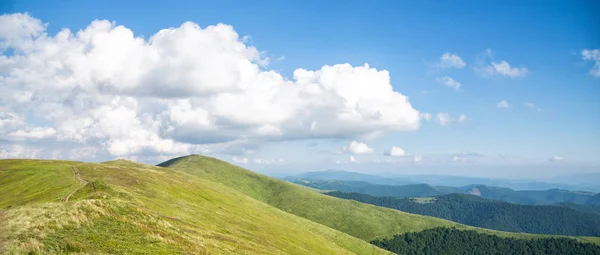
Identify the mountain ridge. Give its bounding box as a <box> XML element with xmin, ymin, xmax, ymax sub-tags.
<box><xmin>293</xmin><ymin>179</ymin><xmax>599</xmax><ymax>206</ymax></box>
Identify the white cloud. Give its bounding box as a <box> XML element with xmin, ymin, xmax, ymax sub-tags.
<box><xmin>436</xmin><ymin>76</ymin><xmax>461</xmax><ymax>90</ymax></box>
<box><xmin>496</xmin><ymin>100</ymin><xmax>510</xmax><ymax>108</ymax></box>
<box><xmin>548</xmin><ymin>156</ymin><xmax>563</xmax><ymax>162</ymax></box>
<box><xmin>8</xmin><ymin>127</ymin><xmax>56</xmax><ymax>140</ymax></box>
<box><xmin>485</xmin><ymin>61</ymin><xmax>529</xmax><ymax>78</ymax></box>
<box><xmin>349</xmin><ymin>155</ymin><xmax>359</xmax><ymax>163</ymax></box>
<box><xmin>69</xmin><ymin>146</ymin><xmax>98</xmax><ymax>159</ymax></box>
<box><xmin>388</xmin><ymin>146</ymin><xmax>406</xmax><ymax>157</ymax></box>
<box><xmin>232</xmin><ymin>156</ymin><xmax>248</xmax><ymax>164</ymax></box>
<box><xmin>347</xmin><ymin>141</ymin><xmax>373</xmax><ymax>154</ymax></box>
<box><xmin>0</xmin><ymin>110</ymin><xmax>24</xmax><ymax>132</ymax></box>
<box><xmin>581</xmin><ymin>49</ymin><xmax>600</xmax><ymax>78</ymax></box>
<box><xmin>412</xmin><ymin>155</ymin><xmax>423</xmax><ymax>164</ymax></box>
<box><xmin>0</xmin><ymin>13</ymin><xmax>421</xmax><ymax>157</ymax></box>
<box><xmin>0</xmin><ymin>13</ymin><xmax>46</xmax><ymax>51</ymax></box>
<box><xmin>420</xmin><ymin>112</ymin><xmax>432</xmax><ymax>121</ymax></box>
<box><xmin>434</xmin><ymin>113</ymin><xmax>467</xmax><ymax>126</ymax></box>
<box><xmin>436</xmin><ymin>112</ymin><xmax>451</xmax><ymax>126</ymax></box>
<box><xmin>475</xmin><ymin>49</ymin><xmax>528</xmax><ymax>78</ymax></box>
<box><xmin>523</xmin><ymin>102</ymin><xmax>541</xmax><ymax>112</ymax></box>
<box><xmin>0</xmin><ymin>144</ymin><xmax>41</xmax><ymax>159</ymax></box>
<box><xmin>439</xmin><ymin>53</ymin><xmax>466</xmax><ymax>69</ymax></box>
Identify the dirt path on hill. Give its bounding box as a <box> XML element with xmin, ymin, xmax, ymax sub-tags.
<box><xmin>62</xmin><ymin>166</ymin><xmax>88</xmax><ymax>202</ymax></box>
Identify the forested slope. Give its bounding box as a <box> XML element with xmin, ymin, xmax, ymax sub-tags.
<box><xmin>328</xmin><ymin>192</ymin><xmax>600</xmax><ymax>236</ymax></box>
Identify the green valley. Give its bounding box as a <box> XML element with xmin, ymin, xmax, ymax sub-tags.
<box><xmin>327</xmin><ymin>191</ymin><xmax>600</xmax><ymax>236</ymax></box>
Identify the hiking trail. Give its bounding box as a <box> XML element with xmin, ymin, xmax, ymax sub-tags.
<box><xmin>62</xmin><ymin>166</ymin><xmax>88</xmax><ymax>202</ymax></box>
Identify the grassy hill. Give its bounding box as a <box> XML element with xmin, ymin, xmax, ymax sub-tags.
<box><xmin>0</xmin><ymin>159</ymin><xmax>387</xmax><ymax>254</ymax></box>
<box><xmin>2</xmin><ymin>155</ymin><xmax>599</xmax><ymax>254</ymax></box>
<box><xmin>327</xmin><ymin>192</ymin><xmax>600</xmax><ymax>236</ymax></box>
<box><xmin>158</xmin><ymin>155</ymin><xmax>600</xmax><ymax>245</ymax></box>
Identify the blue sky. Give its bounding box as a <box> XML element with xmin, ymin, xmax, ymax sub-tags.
<box><xmin>1</xmin><ymin>1</ymin><xmax>599</xmax><ymax>178</ymax></box>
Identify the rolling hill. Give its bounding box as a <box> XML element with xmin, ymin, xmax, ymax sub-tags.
<box><xmin>327</xmin><ymin>192</ymin><xmax>600</xmax><ymax>236</ymax></box>
<box><xmin>157</xmin><ymin>155</ymin><xmax>600</xmax><ymax>244</ymax></box>
<box><xmin>2</xmin><ymin>155</ymin><xmax>599</xmax><ymax>254</ymax></box>
<box><xmin>0</xmin><ymin>159</ymin><xmax>387</xmax><ymax>254</ymax></box>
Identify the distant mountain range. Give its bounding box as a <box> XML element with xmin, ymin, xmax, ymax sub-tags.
<box><xmin>328</xmin><ymin>192</ymin><xmax>600</xmax><ymax>236</ymax></box>
<box><xmin>291</xmin><ymin>179</ymin><xmax>600</xmax><ymax>206</ymax></box>
<box><xmin>285</xmin><ymin>170</ymin><xmax>600</xmax><ymax>193</ymax></box>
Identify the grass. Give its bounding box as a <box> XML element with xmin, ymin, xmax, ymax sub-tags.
<box><xmin>2</xmin><ymin>156</ymin><xmax>599</xmax><ymax>254</ymax></box>
<box><xmin>0</xmin><ymin>159</ymin><xmax>388</xmax><ymax>254</ymax></box>
<box><xmin>160</xmin><ymin>155</ymin><xmax>600</xmax><ymax>245</ymax></box>
<box><xmin>0</xmin><ymin>160</ymin><xmax>79</xmax><ymax>208</ymax></box>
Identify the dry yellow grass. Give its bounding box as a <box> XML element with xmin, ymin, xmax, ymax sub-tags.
<box><xmin>0</xmin><ymin>159</ymin><xmax>389</xmax><ymax>254</ymax></box>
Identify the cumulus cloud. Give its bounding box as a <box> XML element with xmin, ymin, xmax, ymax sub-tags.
<box><xmin>8</xmin><ymin>127</ymin><xmax>56</xmax><ymax>140</ymax></box>
<box><xmin>69</xmin><ymin>146</ymin><xmax>98</xmax><ymax>159</ymax></box>
<box><xmin>581</xmin><ymin>49</ymin><xmax>600</xmax><ymax>78</ymax></box>
<box><xmin>435</xmin><ymin>113</ymin><xmax>467</xmax><ymax>126</ymax></box>
<box><xmin>436</xmin><ymin>76</ymin><xmax>461</xmax><ymax>90</ymax></box>
<box><xmin>420</xmin><ymin>112</ymin><xmax>432</xmax><ymax>121</ymax></box>
<box><xmin>485</xmin><ymin>61</ymin><xmax>529</xmax><ymax>78</ymax></box>
<box><xmin>439</xmin><ymin>53</ymin><xmax>466</xmax><ymax>69</ymax></box>
<box><xmin>475</xmin><ymin>49</ymin><xmax>528</xmax><ymax>78</ymax></box>
<box><xmin>0</xmin><ymin>144</ymin><xmax>42</xmax><ymax>159</ymax></box>
<box><xmin>386</xmin><ymin>146</ymin><xmax>406</xmax><ymax>157</ymax></box>
<box><xmin>346</xmin><ymin>141</ymin><xmax>373</xmax><ymax>154</ymax></box>
<box><xmin>436</xmin><ymin>113</ymin><xmax>451</xmax><ymax>126</ymax></box>
<box><xmin>0</xmin><ymin>13</ymin><xmax>421</xmax><ymax>158</ymax></box>
<box><xmin>349</xmin><ymin>155</ymin><xmax>359</xmax><ymax>163</ymax></box>
<box><xmin>497</xmin><ymin>100</ymin><xmax>510</xmax><ymax>108</ymax></box>
<box><xmin>0</xmin><ymin>110</ymin><xmax>25</xmax><ymax>132</ymax></box>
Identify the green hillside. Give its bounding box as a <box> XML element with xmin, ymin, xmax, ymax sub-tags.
<box><xmin>327</xmin><ymin>192</ymin><xmax>600</xmax><ymax>236</ymax></box>
<box><xmin>157</xmin><ymin>155</ymin><xmax>600</xmax><ymax>245</ymax></box>
<box><xmin>2</xmin><ymin>156</ymin><xmax>599</xmax><ymax>255</ymax></box>
<box><xmin>0</xmin><ymin>159</ymin><xmax>387</xmax><ymax>254</ymax></box>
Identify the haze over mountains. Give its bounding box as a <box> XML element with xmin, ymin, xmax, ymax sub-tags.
<box><xmin>286</xmin><ymin>170</ymin><xmax>600</xmax><ymax>192</ymax></box>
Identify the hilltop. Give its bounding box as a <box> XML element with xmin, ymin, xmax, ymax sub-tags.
<box><xmin>0</xmin><ymin>158</ymin><xmax>385</xmax><ymax>254</ymax></box>
<box><xmin>157</xmin><ymin>155</ymin><xmax>600</xmax><ymax>243</ymax></box>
